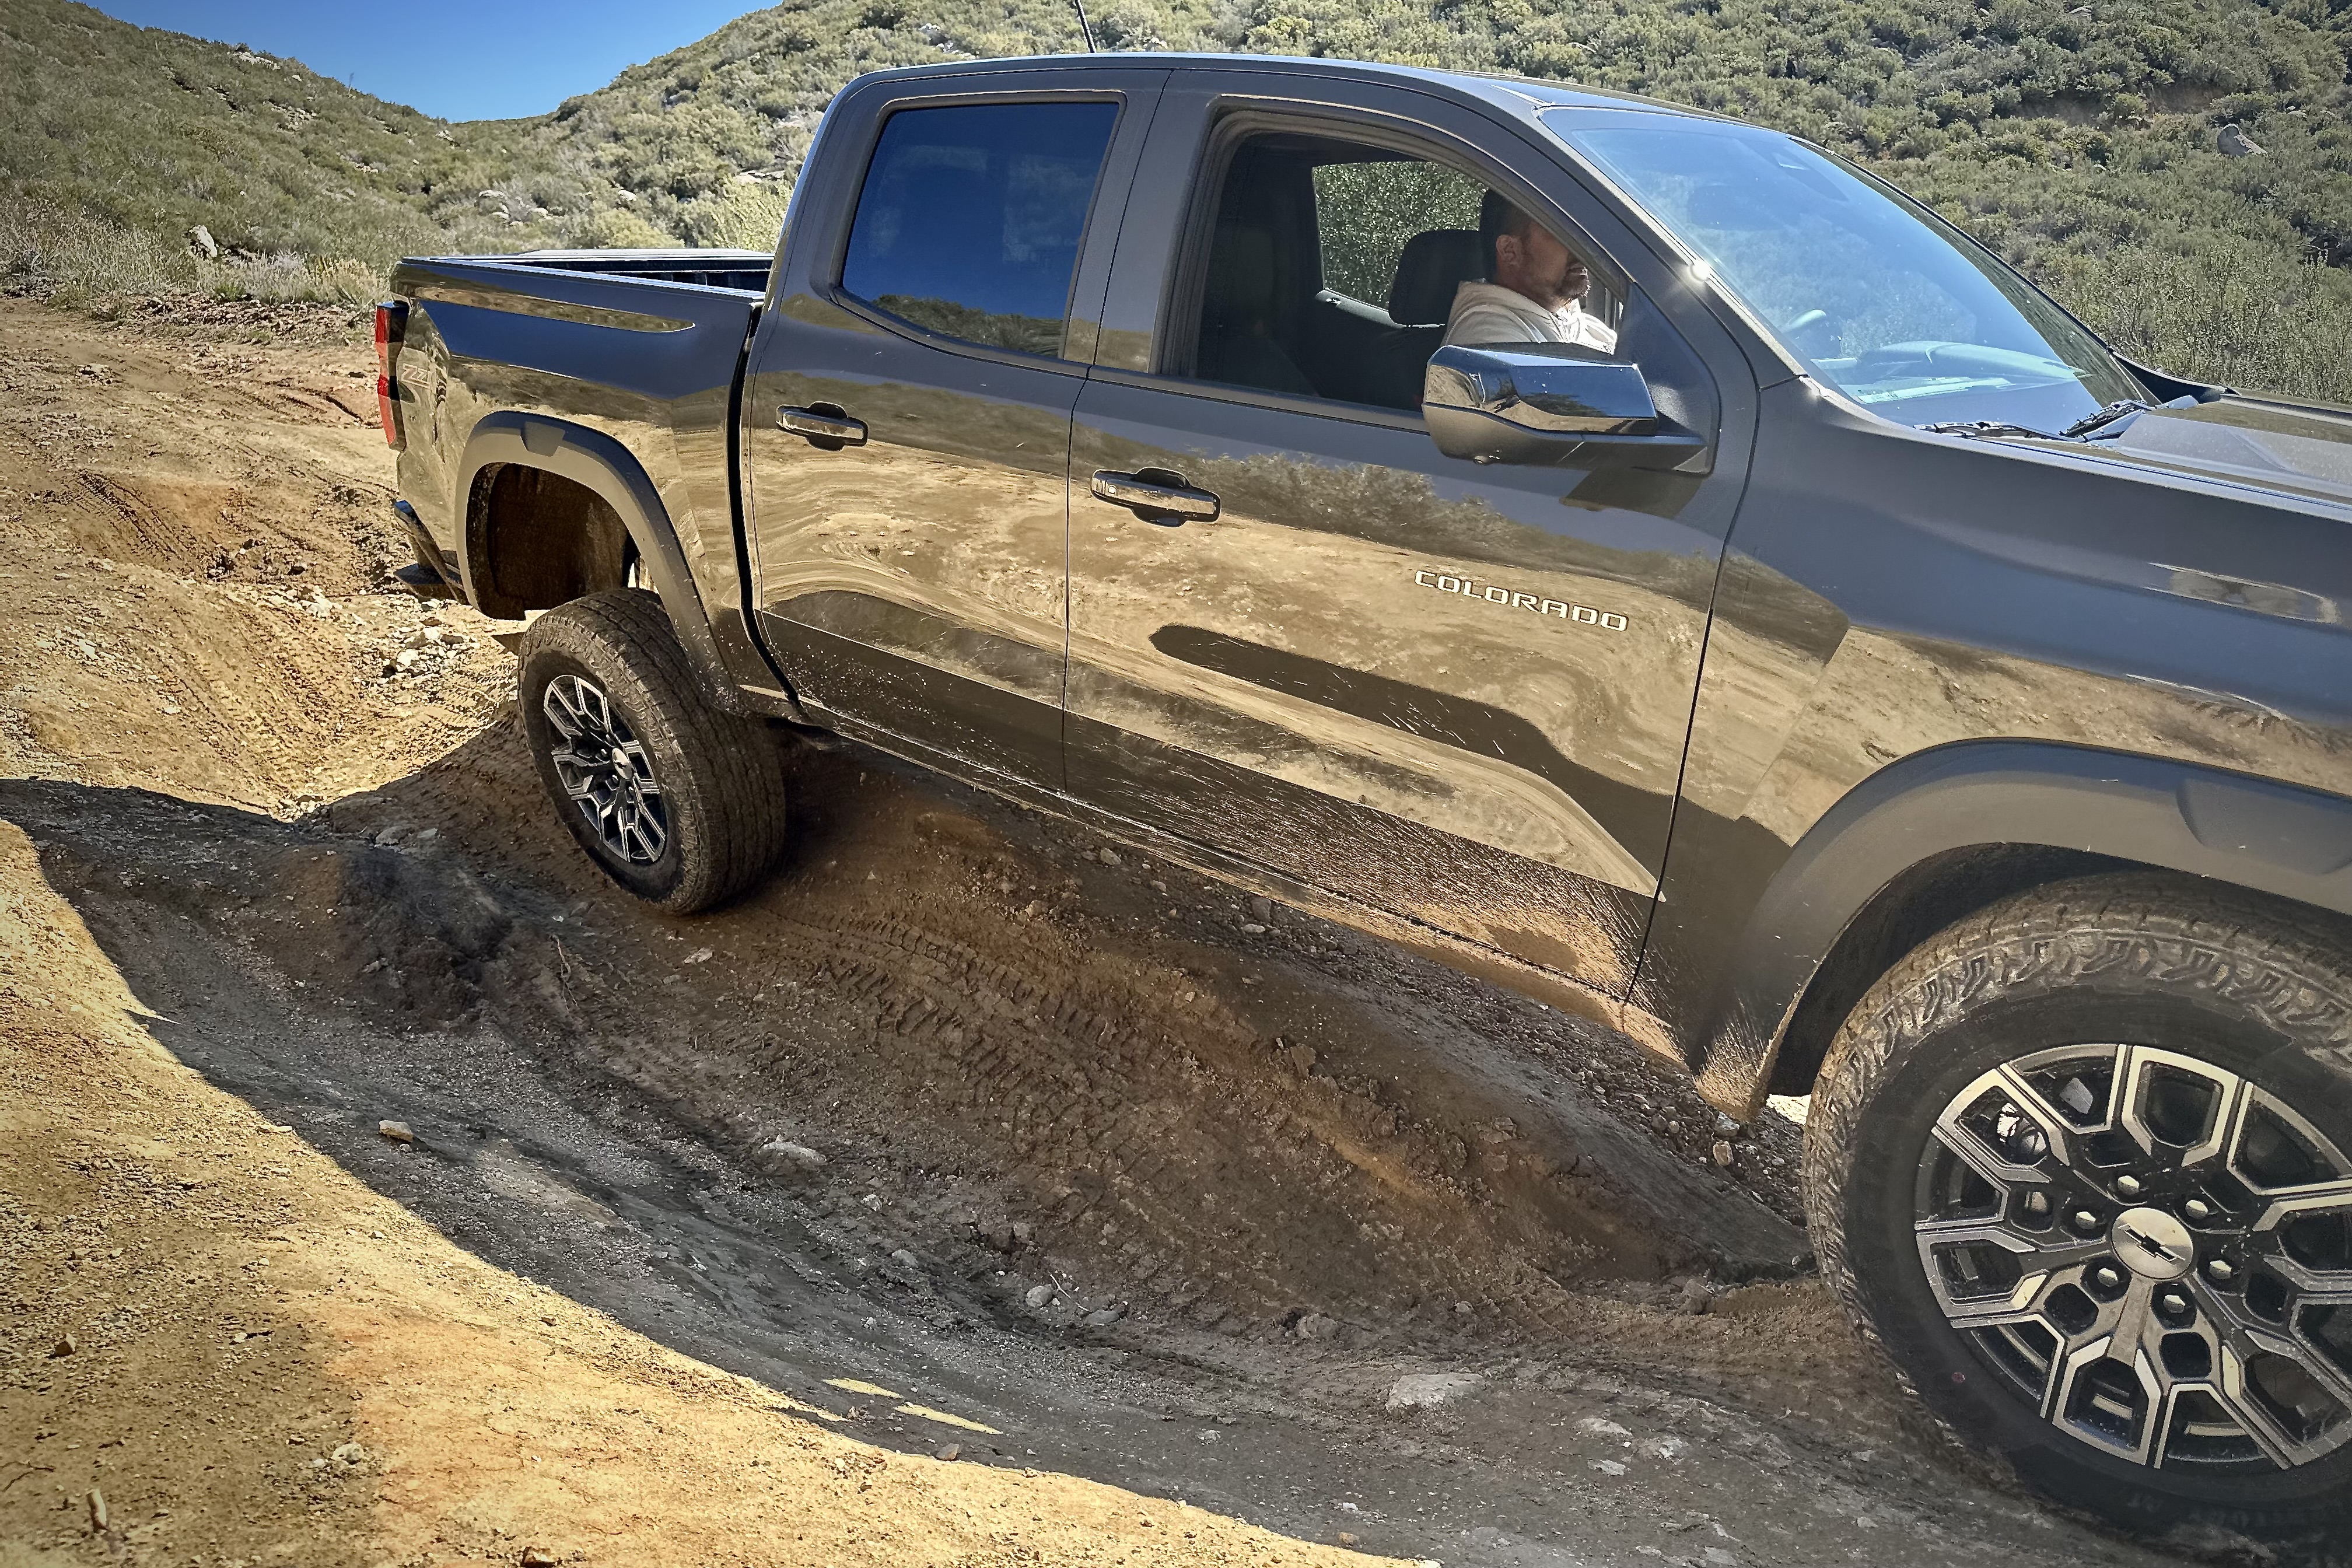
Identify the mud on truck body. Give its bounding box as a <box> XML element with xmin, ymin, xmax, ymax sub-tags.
<box><xmin>376</xmin><ymin>54</ymin><xmax>2352</xmax><ymax>1541</ymax></box>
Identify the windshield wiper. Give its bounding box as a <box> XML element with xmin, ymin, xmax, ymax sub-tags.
<box><xmin>1917</xmin><ymin>419</ymin><xmax>2059</xmax><ymax>440</ymax></box>
<box><xmin>1921</xmin><ymin>396</ymin><xmax>2193</xmax><ymax>444</ymax></box>
<box><xmin>2060</xmin><ymin>399</ymin><xmax>2154</xmax><ymax>438</ymax></box>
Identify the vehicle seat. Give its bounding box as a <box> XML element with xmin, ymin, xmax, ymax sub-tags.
<box><xmin>1387</xmin><ymin>228</ymin><xmax>1483</xmax><ymax>327</ymax></box>
<box><xmin>1335</xmin><ymin>228</ymin><xmax>1480</xmax><ymax>408</ymax></box>
<box><xmin>1198</xmin><ymin>223</ymin><xmax>1317</xmax><ymax>396</ymax></box>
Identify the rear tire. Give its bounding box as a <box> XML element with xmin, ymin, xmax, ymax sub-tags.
<box><xmin>1806</xmin><ymin>873</ymin><xmax>2352</xmax><ymax>1544</ymax></box>
<box><xmin>518</xmin><ymin>590</ymin><xmax>787</xmax><ymax>913</ymax></box>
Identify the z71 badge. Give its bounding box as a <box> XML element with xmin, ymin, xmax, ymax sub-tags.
<box><xmin>1413</xmin><ymin>569</ymin><xmax>1628</xmax><ymax>631</ymax></box>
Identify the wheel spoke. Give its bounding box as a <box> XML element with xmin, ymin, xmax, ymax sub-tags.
<box><xmin>538</xmin><ymin>673</ymin><xmax>669</xmax><ymax>867</ymax></box>
<box><xmin>1917</xmin><ymin>1038</ymin><xmax>2352</xmax><ymax>1474</ymax></box>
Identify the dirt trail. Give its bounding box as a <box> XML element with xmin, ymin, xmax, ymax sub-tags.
<box><xmin>0</xmin><ymin>296</ymin><xmax>2248</xmax><ymax>1567</ymax></box>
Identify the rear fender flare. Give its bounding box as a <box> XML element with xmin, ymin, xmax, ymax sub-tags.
<box><xmin>1693</xmin><ymin>740</ymin><xmax>2352</xmax><ymax>1112</ymax></box>
<box><xmin>454</xmin><ymin>412</ymin><xmax>744</xmax><ymax>714</ymax></box>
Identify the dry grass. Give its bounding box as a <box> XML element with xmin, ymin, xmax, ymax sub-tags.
<box><xmin>0</xmin><ymin>198</ymin><xmax>387</xmax><ymax>316</ymax></box>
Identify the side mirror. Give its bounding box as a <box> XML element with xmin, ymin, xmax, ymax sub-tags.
<box><xmin>1423</xmin><ymin>343</ymin><xmax>1710</xmax><ymax>471</ymax></box>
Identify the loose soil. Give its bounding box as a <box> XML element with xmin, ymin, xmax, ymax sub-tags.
<box><xmin>0</xmin><ymin>296</ymin><xmax>2274</xmax><ymax>1567</ymax></box>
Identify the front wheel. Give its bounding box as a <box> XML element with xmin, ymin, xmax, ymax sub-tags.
<box><xmin>518</xmin><ymin>590</ymin><xmax>788</xmax><ymax>912</ymax></box>
<box><xmin>1807</xmin><ymin>874</ymin><xmax>2352</xmax><ymax>1542</ymax></box>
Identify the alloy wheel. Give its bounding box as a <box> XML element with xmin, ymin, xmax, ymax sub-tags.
<box><xmin>541</xmin><ymin>673</ymin><xmax>668</xmax><ymax>864</ymax></box>
<box><xmin>1916</xmin><ymin>1043</ymin><xmax>2352</xmax><ymax>1472</ymax></box>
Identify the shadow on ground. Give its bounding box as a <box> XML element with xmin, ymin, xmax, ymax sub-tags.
<box><xmin>0</xmin><ymin>740</ymin><xmax>2221</xmax><ymax>1568</ymax></box>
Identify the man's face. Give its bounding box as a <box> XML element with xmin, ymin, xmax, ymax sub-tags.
<box><xmin>1495</xmin><ymin>223</ymin><xmax>1591</xmax><ymax>311</ymax></box>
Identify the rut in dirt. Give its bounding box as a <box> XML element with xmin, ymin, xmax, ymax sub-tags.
<box><xmin>1</xmin><ymin>719</ymin><xmax>1809</xmax><ymax>1359</ymax></box>
<box><xmin>4</xmin><ymin>764</ymin><xmax>2222</xmax><ymax>1568</ymax></box>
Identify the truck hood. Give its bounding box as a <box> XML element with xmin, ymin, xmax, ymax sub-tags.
<box><xmin>2092</xmin><ymin>395</ymin><xmax>2352</xmax><ymax>512</ymax></box>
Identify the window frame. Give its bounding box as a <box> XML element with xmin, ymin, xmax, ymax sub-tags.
<box><xmin>1155</xmin><ymin>104</ymin><xmax>1639</xmax><ymax>419</ymax></box>
<box><xmin>821</xmin><ymin>90</ymin><xmax>1133</xmax><ymax>368</ymax></box>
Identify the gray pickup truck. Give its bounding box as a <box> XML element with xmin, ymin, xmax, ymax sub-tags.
<box><xmin>378</xmin><ymin>53</ymin><xmax>2352</xmax><ymax>1539</ymax></box>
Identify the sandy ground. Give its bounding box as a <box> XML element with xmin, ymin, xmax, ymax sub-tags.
<box><xmin>0</xmin><ymin>295</ymin><xmax>2259</xmax><ymax>1567</ymax></box>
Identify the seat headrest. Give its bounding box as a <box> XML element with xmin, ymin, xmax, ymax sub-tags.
<box><xmin>1387</xmin><ymin>228</ymin><xmax>1483</xmax><ymax>326</ymax></box>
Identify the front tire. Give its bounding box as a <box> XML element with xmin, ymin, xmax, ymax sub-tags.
<box><xmin>1807</xmin><ymin>874</ymin><xmax>2352</xmax><ymax>1542</ymax></box>
<box><xmin>518</xmin><ymin>590</ymin><xmax>787</xmax><ymax>913</ymax></box>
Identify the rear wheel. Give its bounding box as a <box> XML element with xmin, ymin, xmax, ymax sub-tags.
<box><xmin>518</xmin><ymin>590</ymin><xmax>788</xmax><ymax>912</ymax></box>
<box><xmin>1807</xmin><ymin>874</ymin><xmax>2352</xmax><ymax>1541</ymax></box>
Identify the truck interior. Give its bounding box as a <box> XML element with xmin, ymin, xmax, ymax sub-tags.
<box><xmin>1186</xmin><ymin>133</ymin><xmax>1622</xmax><ymax>412</ymax></box>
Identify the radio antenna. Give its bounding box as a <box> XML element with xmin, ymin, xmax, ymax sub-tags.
<box><xmin>1072</xmin><ymin>0</ymin><xmax>1098</xmax><ymax>51</ymax></box>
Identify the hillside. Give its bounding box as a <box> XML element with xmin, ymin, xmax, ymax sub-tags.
<box><xmin>0</xmin><ymin>0</ymin><xmax>618</xmax><ymax>302</ymax></box>
<box><xmin>4</xmin><ymin>0</ymin><xmax>2349</xmax><ymax>398</ymax></box>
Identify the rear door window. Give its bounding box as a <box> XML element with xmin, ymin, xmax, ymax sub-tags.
<box><xmin>841</xmin><ymin>102</ymin><xmax>1119</xmax><ymax>359</ymax></box>
<box><xmin>1310</xmin><ymin>160</ymin><xmax>1484</xmax><ymax>307</ymax></box>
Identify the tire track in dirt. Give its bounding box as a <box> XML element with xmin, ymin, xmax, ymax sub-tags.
<box><xmin>68</xmin><ymin>470</ymin><xmax>226</xmax><ymax>573</ymax></box>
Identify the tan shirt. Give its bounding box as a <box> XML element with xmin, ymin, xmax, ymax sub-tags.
<box><xmin>1443</xmin><ymin>281</ymin><xmax>1618</xmax><ymax>354</ymax></box>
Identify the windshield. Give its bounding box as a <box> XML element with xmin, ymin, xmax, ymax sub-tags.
<box><xmin>1544</xmin><ymin>110</ymin><xmax>2143</xmax><ymax>430</ymax></box>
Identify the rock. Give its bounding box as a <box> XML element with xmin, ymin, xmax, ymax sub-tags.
<box><xmin>936</xmin><ymin>1441</ymin><xmax>962</xmax><ymax>1461</ymax></box>
<box><xmin>1337</xmin><ymin>1530</ymin><xmax>1359</xmax><ymax>1546</ymax></box>
<box><xmin>1010</xmin><ymin>1220</ymin><xmax>1035</xmax><ymax>1248</ymax></box>
<box><xmin>86</xmin><ymin>1488</ymin><xmax>107</xmax><ymax>1532</ymax></box>
<box><xmin>1592</xmin><ymin>1458</ymin><xmax>1628</xmax><ymax>1476</ymax></box>
<box><xmin>186</xmin><ymin>225</ymin><xmax>219</xmax><ymax>260</ymax></box>
<box><xmin>1711</xmin><ymin>1140</ymin><xmax>1735</xmax><ymax>1167</ymax></box>
<box><xmin>1385</xmin><ymin>1371</ymin><xmax>1483</xmax><ymax>1410</ymax></box>
<box><xmin>860</xmin><ymin>1192</ymin><xmax>884</xmax><ymax>1210</ymax></box>
<box><xmin>1295</xmin><ymin>1312</ymin><xmax>1340</xmax><ymax>1341</ymax></box>
<box><xmin>519</xmin><ymin>1550</ymin><xmax>559</xmax><ymax>1568</ymax></box>
<box><xmin>982</xmin><ymin>1220</ymin><xmax>1017</xmax><ymax>1252</ymax></box>
<box><xmin>1025</xmin><ymin>1283</ymin><xmax>1056</xmax><ymax>1308</ymax></box>
<box><xmin>1249</xmin><ymin>896</ymin><xmax>1275</xmax><ymax>921</ymax></box>
<box><xmin>1084</xmin><ymin>1305</ymin><xmax>1127</xmax><ymax>1328</ymax></box>
<box><xmin>890</xmin><ymin>1248</ymin><xmax>921</xmax><ymax>1271</ymax></box>
<box><xmin>1285</xmin><ymin>1043</ymin><xmax>1317</xmax><ymax>1076</ymax></box>
<box><xmin>1578</xmin><ymin>1416</ymin><xmax>1632</xmax><ymax>1437</ymax></box>
<box><xmin>379</xmin><ymin>1120</ymin><xmax>414</xmax><ymax>1144</ymax></box>
<box><xmin>2218</xmin><ymin>123</ymin><xmax>2263</xmax><ymax>157</ymax></box>
<box><xmin>759</xmin><ymin>1140</ymin><xmax>827</xmax><ymax>1172</ymax></box>
<box><xmin>1097</xmin><ymin>846</ymin><xmax>1121</xmax><ymax>866</ymax></box>
<box><xmin>1714</xmin><ymin>1112</ymin><xmax>1740</xmax><ymax>1137</ymax></box>
<box><xmin>1678</xmin><ymin>1279</ymin><xmax>1712</xmax><ymax>1316</ymax></box>
<box><xmin>1240</xmin><ymin>922</ymin><xmax>1267</xmax><ymax>935</ymax></box>
<box><xmin>48</xmin><ymin>1334</ymin><xmax>75</xmax><ymax>1358</ymax></box>
<box><xmin>332</xmin><ymin>1442</ymin><xmax>368</xmax><ymax>1464</ymax></box>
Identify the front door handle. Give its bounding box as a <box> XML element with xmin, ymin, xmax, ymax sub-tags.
<box><xmin>778</xmin><ymin>403</ymin><xmax>866</xmax><ymax>449</ymax></box>
<box><xmin>1090</xmin><ymin>468</ymin><xmax>1220</xmax><ymax>525</ymax></box>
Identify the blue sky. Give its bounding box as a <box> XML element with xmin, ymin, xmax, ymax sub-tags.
<box><xmin>90</xmin><ymin>1</ymin><xmax>765</xmax><ymax>121</ymax></box>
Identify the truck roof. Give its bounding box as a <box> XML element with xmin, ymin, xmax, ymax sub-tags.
<box><xmin>844</xmin><ymin>51</ymin><xmax>1737</xmax><ymax>129</ymax></box>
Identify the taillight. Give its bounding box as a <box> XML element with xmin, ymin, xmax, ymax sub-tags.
<box><xmin>374</xmin><ymin>300</ymin><xmax>408</xmax><ymax>450</ymax></box>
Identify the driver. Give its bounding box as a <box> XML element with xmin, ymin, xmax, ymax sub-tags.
<box><xmin>1445</xmin><ymin>192</ymin><xmax>1617</xmax><ymax>354</ymax></box>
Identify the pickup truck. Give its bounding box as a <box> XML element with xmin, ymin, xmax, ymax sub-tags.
<box><xmin>377</xmin><ymin>53</ymin><xmax>2352</xmax><ymax>1539</ymax></box>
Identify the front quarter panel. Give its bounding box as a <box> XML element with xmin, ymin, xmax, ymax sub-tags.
<box><xmin>1644</xmin><ymin>380</ymin><xmax>2352</xmax><ymax>1110</ymax></box>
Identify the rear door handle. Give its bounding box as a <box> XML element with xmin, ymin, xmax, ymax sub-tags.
<box><xmin>778</xmin><ymin>404</ymin><xmax>866</xmax><ymax>447</ymax></box>
<box><xmin>1090</xmin><ymin>468</ymin><xmax>1220</xmax><ymax>525</ymax></box>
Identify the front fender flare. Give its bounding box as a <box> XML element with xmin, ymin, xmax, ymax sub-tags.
<box><xmin>1690</xmin><ymin>740</ymin><xmax>2352</xmax><ymax>1112</ymax></box>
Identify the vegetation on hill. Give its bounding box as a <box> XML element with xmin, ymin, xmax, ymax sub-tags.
<box><xmin>4</xmin><ymin>0</ymin><xmax>2348</xmax><ymax>400</ymax></box>
<box><xmin>0</xmin><ymin>0</ymin><xmax>594</xmax><ymax>303</ymax></box>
